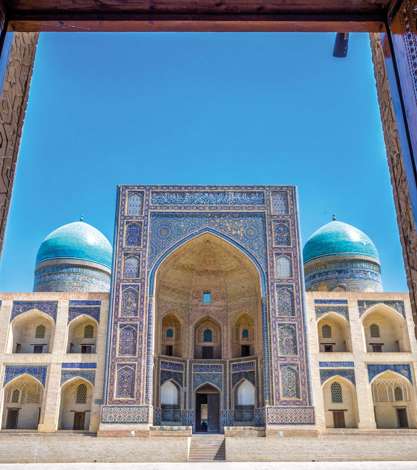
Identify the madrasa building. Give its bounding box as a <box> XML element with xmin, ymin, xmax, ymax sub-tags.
<box><xmin>0</xmin><ymin>185</ymin><xmax>416</xmax><ymax>440</ymax></box>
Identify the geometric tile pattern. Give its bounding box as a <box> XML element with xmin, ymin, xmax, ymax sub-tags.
<box><xmin>358</xmin><ymin>300</ymin><xmax>405</xmax><ymax>317</ymax></box>
<box><xmin>61</xmin><ymin>369</ymin><xmax>96</xmax><ymax>385</ymax></box>
<box><xmin>68</xmin><ymin>300</ymin><xmax>101</xmax><ymax>323</ymax></box>
<box><xmin>367</xmin><ymin>364</ymin><xmax>412</xmax><ymax>383</ymax></box>
<box><xmin>11</xmin><ymin>301</ymin><xmax>58</xmax><ymax>322</ymax></box>
<box><xmin>319</xmin><ymin>368</ymin><xmax>356</xmax><ymax>385</ymax></box>
<box><xmin>3</xmin><ymin>365</ymin><xmax>47</xmax><ymax>386</ymax></box>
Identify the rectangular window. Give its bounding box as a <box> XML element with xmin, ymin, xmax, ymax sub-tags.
<box><xmin>15</xmin><ymin>344</ymin><xmax>21</xmax><ymax>353</ymax></box>
<box><xmin>202</xmin><ymin>346</ymin><xmax>213</xmax><ymax>359</ymax></box>
<box><xmin>81</xmin><ymin>344</ymin><xmax>94</xmax><ymax>354</ymax></box>
<box><xmin>241</xmin><ymin>345</ymin><xmax>251</xmax><ymax>357</ymax></box>
<box><xmin>33</xmin><ymin>344</ymin><xmax>45</xmax><ymax>354</ymax></box>
<box><xmin>202</xmin><ymin>291</ymin><xmax>212</xmax><ymax>304</ymax></box>
<box><xmin>324</xmin><ymin>344</ymin><xmax>333</xmax><ymax>353</ymax></box>
<box><xmin>165</xmin><ymin>345</ymin><xmax>173</xmax><ymax>356</ymax></box>
<box><xmin>371</xmin><ymin>343</ymin><xmax>383</xmax><ymax>352</ymax></box>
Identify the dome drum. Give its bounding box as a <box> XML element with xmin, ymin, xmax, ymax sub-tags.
<box><xmin>303</xmin><ymin>220</ymin><xmax>383</xmax><ymax>293</ymax></box>
<box><xmin>34</xmin><ymin>221</ymin><xmax>112</xmax><ymax>293</ymax></box>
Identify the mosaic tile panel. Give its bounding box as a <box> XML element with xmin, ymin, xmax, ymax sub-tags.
<box><xmin>319</xmin><ymin>361</ymin><xmax>354</xmax><ymax>368</ymax></box>
<box><xmin>11</xmin><ymin>301</ymin><xmax>57</xmax><ymax>322</ymax></box>
<box><xmin>101</xmin><ymin>405</ymin><xmax>149</xmax><ymax>423</ymax></box>
<box><xmin>272</xmin><ymin>221</ymin><xmax>291</xmax><ymax>246</ymax></box>
<box><xmin>358</xmin><ymin>300</ymin><xmax>405</xmax><ymax>317</ymax></box>
<box><xmin>266</xmin><ymin>406</ymin><xmax>315</xmax><ymax>425</ymax></box>
<box><xmin>61</xmin><ymin>369</ymin><xmax>96</xmax><ymax>385</ymax></box>
<box><xmin>270</xmin><ymin>191</ymin><xmax>289</xmax><ymax>215</ymax></box>
<box><xmin>116</xmin><ymin>364</ymin><xmax>136</xmax><ymax>398</ymax></box>
<box><xmin>68</xmin><ymin>300</ymin><xmax>101</xmax><ymax>323</ymax></box>
<box><xmin>315</xmin><ymin>305</ymin><xmax>349</xmax><ymax>320</ymax></box>
<box><xmin>320</xmin><ymin>368</ymin><xmax>355</xmax><ymax>385</ymax></box>
<box><xmin>61</xmin><ymin>363</ymin><xmax>96</xmax><ymax>369</ymax></box>
<box><xmin>4</xmin><ymin>365</ymin><xmax>47</xmax><ymax>385</ymax></box>
<box><xmin>367</xmin><ymin>364</ymin><xmax>412</xmax><ymax>382</ymax></box>
<box><xmin>278</xmin><ymin>324</ymin><xmax>298</xmax><ymax>355</ymax></box>
<box><xmin>151</xmin><ymin>190</ymin><xmax>265</xmax><ymax>206</ymax></box>
<box><xmin>118</xmin><ymin>324</ymin><xmax>138</xmax><ymax>356</ymax></box>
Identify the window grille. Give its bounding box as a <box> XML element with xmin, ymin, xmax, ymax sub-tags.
<box><xmin>322</xmin><ymin>324</ymin><xmax>332</xmax><ymax>338</ymax></box>
<box><xmin>331</xmin><ymin>382</ymin><xmax>343</xmax><ymax>403</ymax></box>
<box><xmin>35</xmin><ymin>325</ymin><xmax>46</xmax><ymax>339</ymax></box>
<box><xmin>76</xmin><ymin>384</ymin><xmax>87</xmax><ymax>404</ymax></box>
<box><xmin>84</xmin><ymin>325</ymin><xmax>94</xmax><ymax>338</ymax></box>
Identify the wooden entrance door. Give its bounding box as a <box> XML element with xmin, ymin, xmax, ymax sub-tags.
<box><xmin>195</xmin><ymin>384</ymin><xmax>221</xmax><ymax>433</ymax></box>
<box><xmin>333</xmin><ymin>410</ymin><xmax>346</xmax><ymax>428</ymax></box>
<box><xmin>6</xmin><ymin>409</ymin><xmax>19</xmax><ymax>429</ymax></box>
<box><xmin>396</xmin><ymin>408</ymin><xmax>408</xmax><ymax>428</ymax></box>
<box><xmin>73</xmin><ymin>412</ymin><xmax>85</xmax><ymax>430</ymax></box>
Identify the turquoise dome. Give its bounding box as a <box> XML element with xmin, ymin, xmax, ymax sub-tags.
<box><xmin>36</xmin><ymin>221</ymin><xmax>112</xmax><ymax>269</ymax></box>
<box><xmin>303</xmin><ymin>220</ymin><xmax>379</xmax><ymax>264</ymax></box>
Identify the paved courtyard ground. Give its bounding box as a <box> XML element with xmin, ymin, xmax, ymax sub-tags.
<box><xmin>1</xmin><ymin>463</ymin><xmax>417</xmax><ymax>470</ymax></box>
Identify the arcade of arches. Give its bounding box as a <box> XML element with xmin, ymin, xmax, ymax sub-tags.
<box><xmin>154</xmin><ymin>234</ymin><xmax>262</xmax><ymax>430</ymax></box>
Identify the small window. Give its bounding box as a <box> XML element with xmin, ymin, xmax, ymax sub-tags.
<box><xmin>165</xmin><ymin>345</ymin><xmax>173</xmax><ymax>356</ymax></box>
<box><xmin>84</xmin><ymin>325</ymin><xmax>94</xmax><ymax>339</ymax></box>
<box><xmin>166</xmin><ymin>328</ymin><xmax>174</xmax><ymax>339</ymax></box>
<box><xmin>202</xmin><ymin>346</ymin><xmax>213</xmax><ymax>359</ymax></box>
<box><xmin>324</xmin><ymin>344</ymin><xmax>333</xmax><ymax>353</ymax></box>
<box><xmin>35</xmin><ymin>324</ymin><xmax>46</xmax><ymax>339</ymax></box>
<box><xmin>242</xmin><ymin>328</ymin><xmax>249</xmax><ymax>340</ymax></box>
<box><xmin>322</xmin><ymin>324</ymin><xmax>332</xmax><ymax>338</ymax></box>
<box><xmin>394</xmin><ymin>386</ymin><xmax>403</xmax><ymax>401</ymax></box>
<box><xmin>370</xmin><ymin>324</ymin><xmax>380</xmax><ymax>338</ymax></box>
<box><xmin>202</xmin><ymin>291</ymin><xmax>212</xmax><ymax>304</ymax></box>
<box><xmin>241</xmin><ymin>345</ymin><xmax>251</xmax><ymax>357</ymax></box>
<box><xmin>15</xmin><ymin>343</ymin><xmax>21</xmax><ymax>353</ymax></box>
<box><xmin>81</xmin><ymin>344</ymin><xmax>94</xmax><ymax>354</ymax></box>
<box><xmin>371</xmin><ymin>343</ymin><xmax>383</xmax><ymax>352</ymax></box>
<box><xmin>76</xmin><ymin>384</ymin><xmax>87</xmax><ymax>404</ymax></box>
<box><xmin>203</xmin><ymin>329</ymin><xmax>213</xmax><ymax>342</ymax></box>
<box><xmin>11</xmin><ymin>389</ymin><xmax>20</xmax><ymax>403</ymax></box>
<box><xmin>33</xmin><ymin>344</ymin><xmax>44</xmax><ymax>353</ymax></box>
<box><xmin>331</xmin><ymin>382</ymin><xmax>343</xmax><ymax>403</ymax></box>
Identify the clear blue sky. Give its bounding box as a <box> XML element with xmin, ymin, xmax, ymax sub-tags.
<box><xmin>0</xmin><ymin>32</ymin><xmax>407</xmax><ymax>292</ymax></box>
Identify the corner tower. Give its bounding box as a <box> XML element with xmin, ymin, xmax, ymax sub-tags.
<box><xmin>33</xmin><ymin>220</ymin><xmax>112</xmax><ymax>292</ymax></box>
<box><xmin>303</xmin><ymin>219</ymin><xmax>382</xmax><ymax>292</ymax></box>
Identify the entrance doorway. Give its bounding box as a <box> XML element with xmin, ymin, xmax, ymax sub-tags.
<box><xmin>396</xmin><ymin>408</ymin><xmax>408</xmax><ymax>428</ymax></box>
<box><xmin>195</xmin><ymin>384</ymin><xmax>220</xmax><ymax>433</ymax></box>
<box><xmin>332</xmin><ymin>410</ymin><xmax>346</xmax><ymax>428</ymax></box>
<box><xmin>6</xmin><ymin>409</ymin><xmax>19</xmax><ymax>429</ymax></box>
<box><xmin>73</xmin><ymin>412</ymin><xmax>86</xmax><ymax>430</ymax></box>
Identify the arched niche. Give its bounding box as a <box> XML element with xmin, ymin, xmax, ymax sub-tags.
<box><xmin>67</xmin><ymin>316</ymin><xmax>98</xmax><ymax>354</ymax></box>
<box><xmin>9</xmin><ymin>310</ymin><xmax>54</xmax><ymax>354</ymax></box>
<box><xmin>160</xmin><ymin>314</ymin><xmax>182</xmax><ymax>357</ymax></box>
<box><xmin>232</xmin><ymin>313</ymin><xmax>255</xmax><ymax>358</ymax></box>
<box><xmin>59</xmin><ymin>378</ymin><xmax>93</xmax><ymax>430</ymax></box>
<box><xmin>2</xmin><ymin>375</ymin><xmax>44</xmax><ymax>429</ymax></box>
<box><xmin>160</xmin><ymin>380</ymin><xmax>181</xmax><ymax>423</ymax></box>
<box><xmin>371</xmin><ymin>371</ymin><xmax>416</xmax><ymax>428</ymax></box>
<box><xmin>194</xmin><ymin>317</ymin><xmax>222</xmax><ymax>359</ymax></box>
<box><xmin>317</xmin><ymin>313</ymin><xmax>351</xmax><ymax>352</ymax></box>
<box><xmin>153</xmin><ymin>232</ymin><xmax>263</xmax><ymax>361</ymax></box>
<box><xmin>362</xmin><ymin>305</ymin><xmax>410</xmax><ymax>353</ymax></box>
<box><xmin>322</xmin><ymin>376</ymin><xmax>358</xmax><ymax>428</ymax></box>
<box><xmin>234</xmin><ymin>379</ymin><xmax>256</xmax><ymax>423</ymax></box>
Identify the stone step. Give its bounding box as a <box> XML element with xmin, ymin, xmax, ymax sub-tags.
<box><xmin>188</xmin><ymin>436</ymin><xmax>225</xmax><ymax>462</ymax></box>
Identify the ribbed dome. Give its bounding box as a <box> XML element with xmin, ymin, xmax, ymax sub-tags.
<box><xmin>303</xmin><ymin>220</ymin><xmax>379</xmax><ymax>264</ymax></box>
<box><xmin>36</xmin><ymin>221</ymin><xmax>112</xmax><ymax>269</ymax></box>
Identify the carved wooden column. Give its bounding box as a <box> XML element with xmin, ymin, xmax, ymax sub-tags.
<box><xmin>370</xmin><ymin>0</ymin><xmax>417</xmax><ymax>331</ymax></box>
<box><xmin>0</xmin><ymin>31</ymin><xmax>38</xmax><ymax>254</ymax></box>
